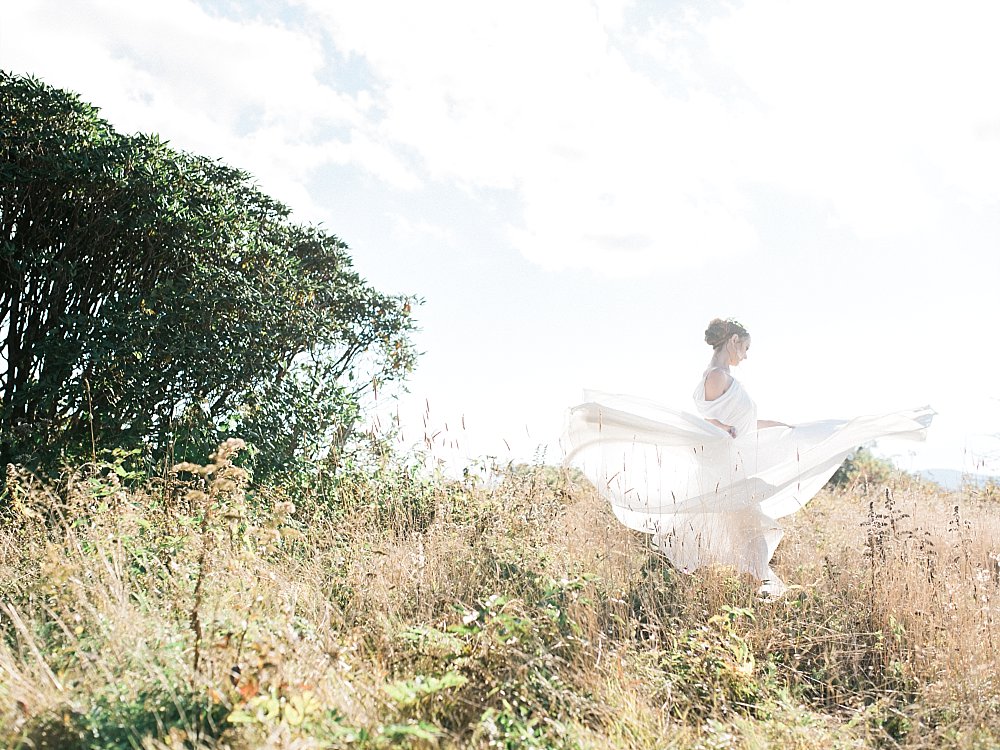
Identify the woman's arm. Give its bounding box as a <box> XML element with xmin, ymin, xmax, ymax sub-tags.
<box><xmin>707</xmin><ymin>418</ymin><xmax>737</xmax><ymax>437</ymax></box>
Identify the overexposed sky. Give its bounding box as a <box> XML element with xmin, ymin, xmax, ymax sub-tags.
<box><xmin>3</xmin><ymin>0</ymin><xmax>999</xmax><ymax>473</ymax></box>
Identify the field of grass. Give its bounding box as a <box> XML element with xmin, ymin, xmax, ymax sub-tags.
<box><xmin>2</xmin><ymin>439</ymin><xmax>1000</xmax><ymax>749</ymax></box>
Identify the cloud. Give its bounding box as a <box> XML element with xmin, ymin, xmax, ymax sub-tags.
<box><xmin>0</xmin><ymin>0</ymin><xmax>417</xmax><ymax>220</ymax></box>
<box><xmin>299</xmin><ymin>0</ymin><xmax>764</xmax><ymax>272</ymax></box>
<box><xmin>4</xmin><ymin>0</ymin><xmax>998</xmax><ymax>273</ymax></box>
<box><xmin>300</xmin><ymin>0</ymin><xmax>1000</xmax><ymax>270</ymax></box>
<box><xmin>390</xmin><ymin>215</ymin><xmax>458</xmax><ymax>247</ymax></box>
<box><xmin>689</xmin><ymin>0</ymin><xmax>1000</xmax><ymax>230</ymax></box>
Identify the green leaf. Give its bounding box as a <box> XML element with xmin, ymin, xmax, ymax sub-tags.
<box><xmin>379</xmin><ymin>721</ymin><xmax>441</xmax><ymax>741</ymax></box>
<box><xmin>384</xmin><ymin>671</ymin><xmax>468</xmax><ymax>707</ymax></box>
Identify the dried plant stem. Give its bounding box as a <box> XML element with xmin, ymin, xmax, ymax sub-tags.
<box><xmin>2</xmin><ymin>602</ymin><xmax>63</xmax><ymax>692</ymax></box>
<box><xmin>83</xmin><ymin>377</ymin><xmax>97</xmax><ymax>463</ymax></box>
<box><xmin>190</xmin><ymin>491</ymin><xmax>212</xmax><ymax>684</ymax></box>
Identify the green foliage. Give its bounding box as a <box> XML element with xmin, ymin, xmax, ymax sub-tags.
<box><xmin>385</xmin><ymin>671</ymin><xmax>469</xmax><ymax>707</ymax></box>
<box><xmin>476</xmin><ymin>705</ymin><xmax>565</xmax><ymax>750</ymax></box>
<box><xmin>0</xmin><ymin>71</ymin><xmax>417</xmax><ymax>478</ymax></box>
<box><xmin>388</xmin><ymin>589</ymin><xmax>591</xmax><ymax>749</ymax></box>
<box><xmin>227</xmin><ymin>687</ymin><xmax>324</xmax><ymax>729</ymax></box>
<box><xmin>827</xmin><ymin>446</ymin><xmax>896</xmax><ymax>489</ymax></box>
<box><xmin>16</xmin><ymin>685</ymin><xmax>230</xmax><ymax>750</ymax></box>
<box><xmin>646</xmin><ymin>605</ymin><xmax>768</xmax><ymax>719</ymax></box>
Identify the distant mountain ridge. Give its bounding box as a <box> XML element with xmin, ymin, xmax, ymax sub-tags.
<box><xmin>917</xmin><ymin>468</ymin><xmax>999</xmax><ymax>491</ymax></box>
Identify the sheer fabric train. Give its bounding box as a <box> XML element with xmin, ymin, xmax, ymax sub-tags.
<box><xmin>564</xmin><ymin>384</ymin><xmax>934</xmax><ymax>594</ymax></box>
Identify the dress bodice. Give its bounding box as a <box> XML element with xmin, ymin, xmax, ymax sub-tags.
<box><xmin>692</xmin><ymin>371</ymin><xmax>757</xmax><ymax>439</ymax></box>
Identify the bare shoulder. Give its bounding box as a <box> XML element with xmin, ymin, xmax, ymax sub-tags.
<box><xmin>703</xmin><ymin>368</ymin><xmax>732</xmax><ymax>401</ymax></box>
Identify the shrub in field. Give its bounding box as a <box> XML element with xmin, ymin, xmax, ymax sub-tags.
<box><xmin>0</xmin><ymin>72</ymin><xmax>417</xmax><ymax>479</ymax></box>
<box><xmin>826</xmin><ymin>446</ymin><xmax>896</xmax><ymax>490</ymax></box>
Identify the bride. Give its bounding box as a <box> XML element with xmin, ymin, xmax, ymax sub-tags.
<box><xmin>565</xmin><ymin>318</ymin><xmax>933</xmax><ymax>595</ymax></box>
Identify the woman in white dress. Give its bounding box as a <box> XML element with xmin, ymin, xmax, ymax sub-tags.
<box><xmin>565</xmin><ymin>318</ymin><xmax>933</xmax><ymax>595</ymax></box>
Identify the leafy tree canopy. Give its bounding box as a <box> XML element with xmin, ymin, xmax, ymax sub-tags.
<box><xmin>0</xmin><ymin>72</ymin><xmax>418</xmax><ymax>477</ymax></box>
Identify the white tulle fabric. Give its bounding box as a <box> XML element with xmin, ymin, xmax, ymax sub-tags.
<box><xmin>565</xmin><ymin>379</ymin><xmax>933</xmax><ymax>594</ymax></box>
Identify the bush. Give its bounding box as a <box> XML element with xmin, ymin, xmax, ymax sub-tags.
<box><xmin>0</xmin><ymin>72</ymin><xmax>417</xmax><ymax>478</ymax></box>
<box><xmin>826</xmin><ymin>446</ymin><xmax>895</xmax><ymax>489</ymax></box>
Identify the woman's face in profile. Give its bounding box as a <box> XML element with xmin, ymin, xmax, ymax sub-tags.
<box><xmin>731</xmin><ymin>337</ymin><xmax>750</xmax><ymax>366</ymax></box>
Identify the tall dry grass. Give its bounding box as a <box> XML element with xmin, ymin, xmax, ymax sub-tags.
<box><xmin>1</xmin><ymin>444</ymin><xmax>999</xmax><ymax>749</ymax></box>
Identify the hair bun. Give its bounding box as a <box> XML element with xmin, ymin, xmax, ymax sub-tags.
<box><xmin>705</xmin><ymin>318</ymin><xmax>748</xmax><ymax>348</ymax></box>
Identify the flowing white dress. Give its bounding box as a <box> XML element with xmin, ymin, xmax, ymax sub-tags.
<box><xmin>564</xmin><ymin>376</ymin><xmax>933</xmax><ymax>593</ymax></box>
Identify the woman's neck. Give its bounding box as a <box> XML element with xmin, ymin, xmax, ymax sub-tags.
<box><xmin>709</xmin><ymin>351</ymin><xmax>731</xmax><ymax>372</ymax></box>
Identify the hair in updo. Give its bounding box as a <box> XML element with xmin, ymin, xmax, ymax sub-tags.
<box><xmin>705</xmin><ymin>318</ymin><xmax>749</xmax><ymax>349</ymax></box>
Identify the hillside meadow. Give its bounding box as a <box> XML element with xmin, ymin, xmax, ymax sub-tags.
<box><xmin>1</xmin><ymin>440</ymin><xmax>999</xmax><ymax>749</ymax></box>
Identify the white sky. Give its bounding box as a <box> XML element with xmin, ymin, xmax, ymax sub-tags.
<box><xmin>3</xmin><ymin>0</ymin><xmax>999</xmax><ymax>474</ymax></box>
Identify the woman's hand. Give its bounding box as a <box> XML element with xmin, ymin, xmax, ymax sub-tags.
<box><xmin>708</xmin><ymin>418</ymin><xmax>736</xmax><ymax>437</ymax></box>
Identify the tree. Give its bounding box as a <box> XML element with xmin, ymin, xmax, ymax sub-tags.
<box><xmin>0</xmin><ymin>72</ymin><xmax>417</xmax><ymax>476</ymax></box>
